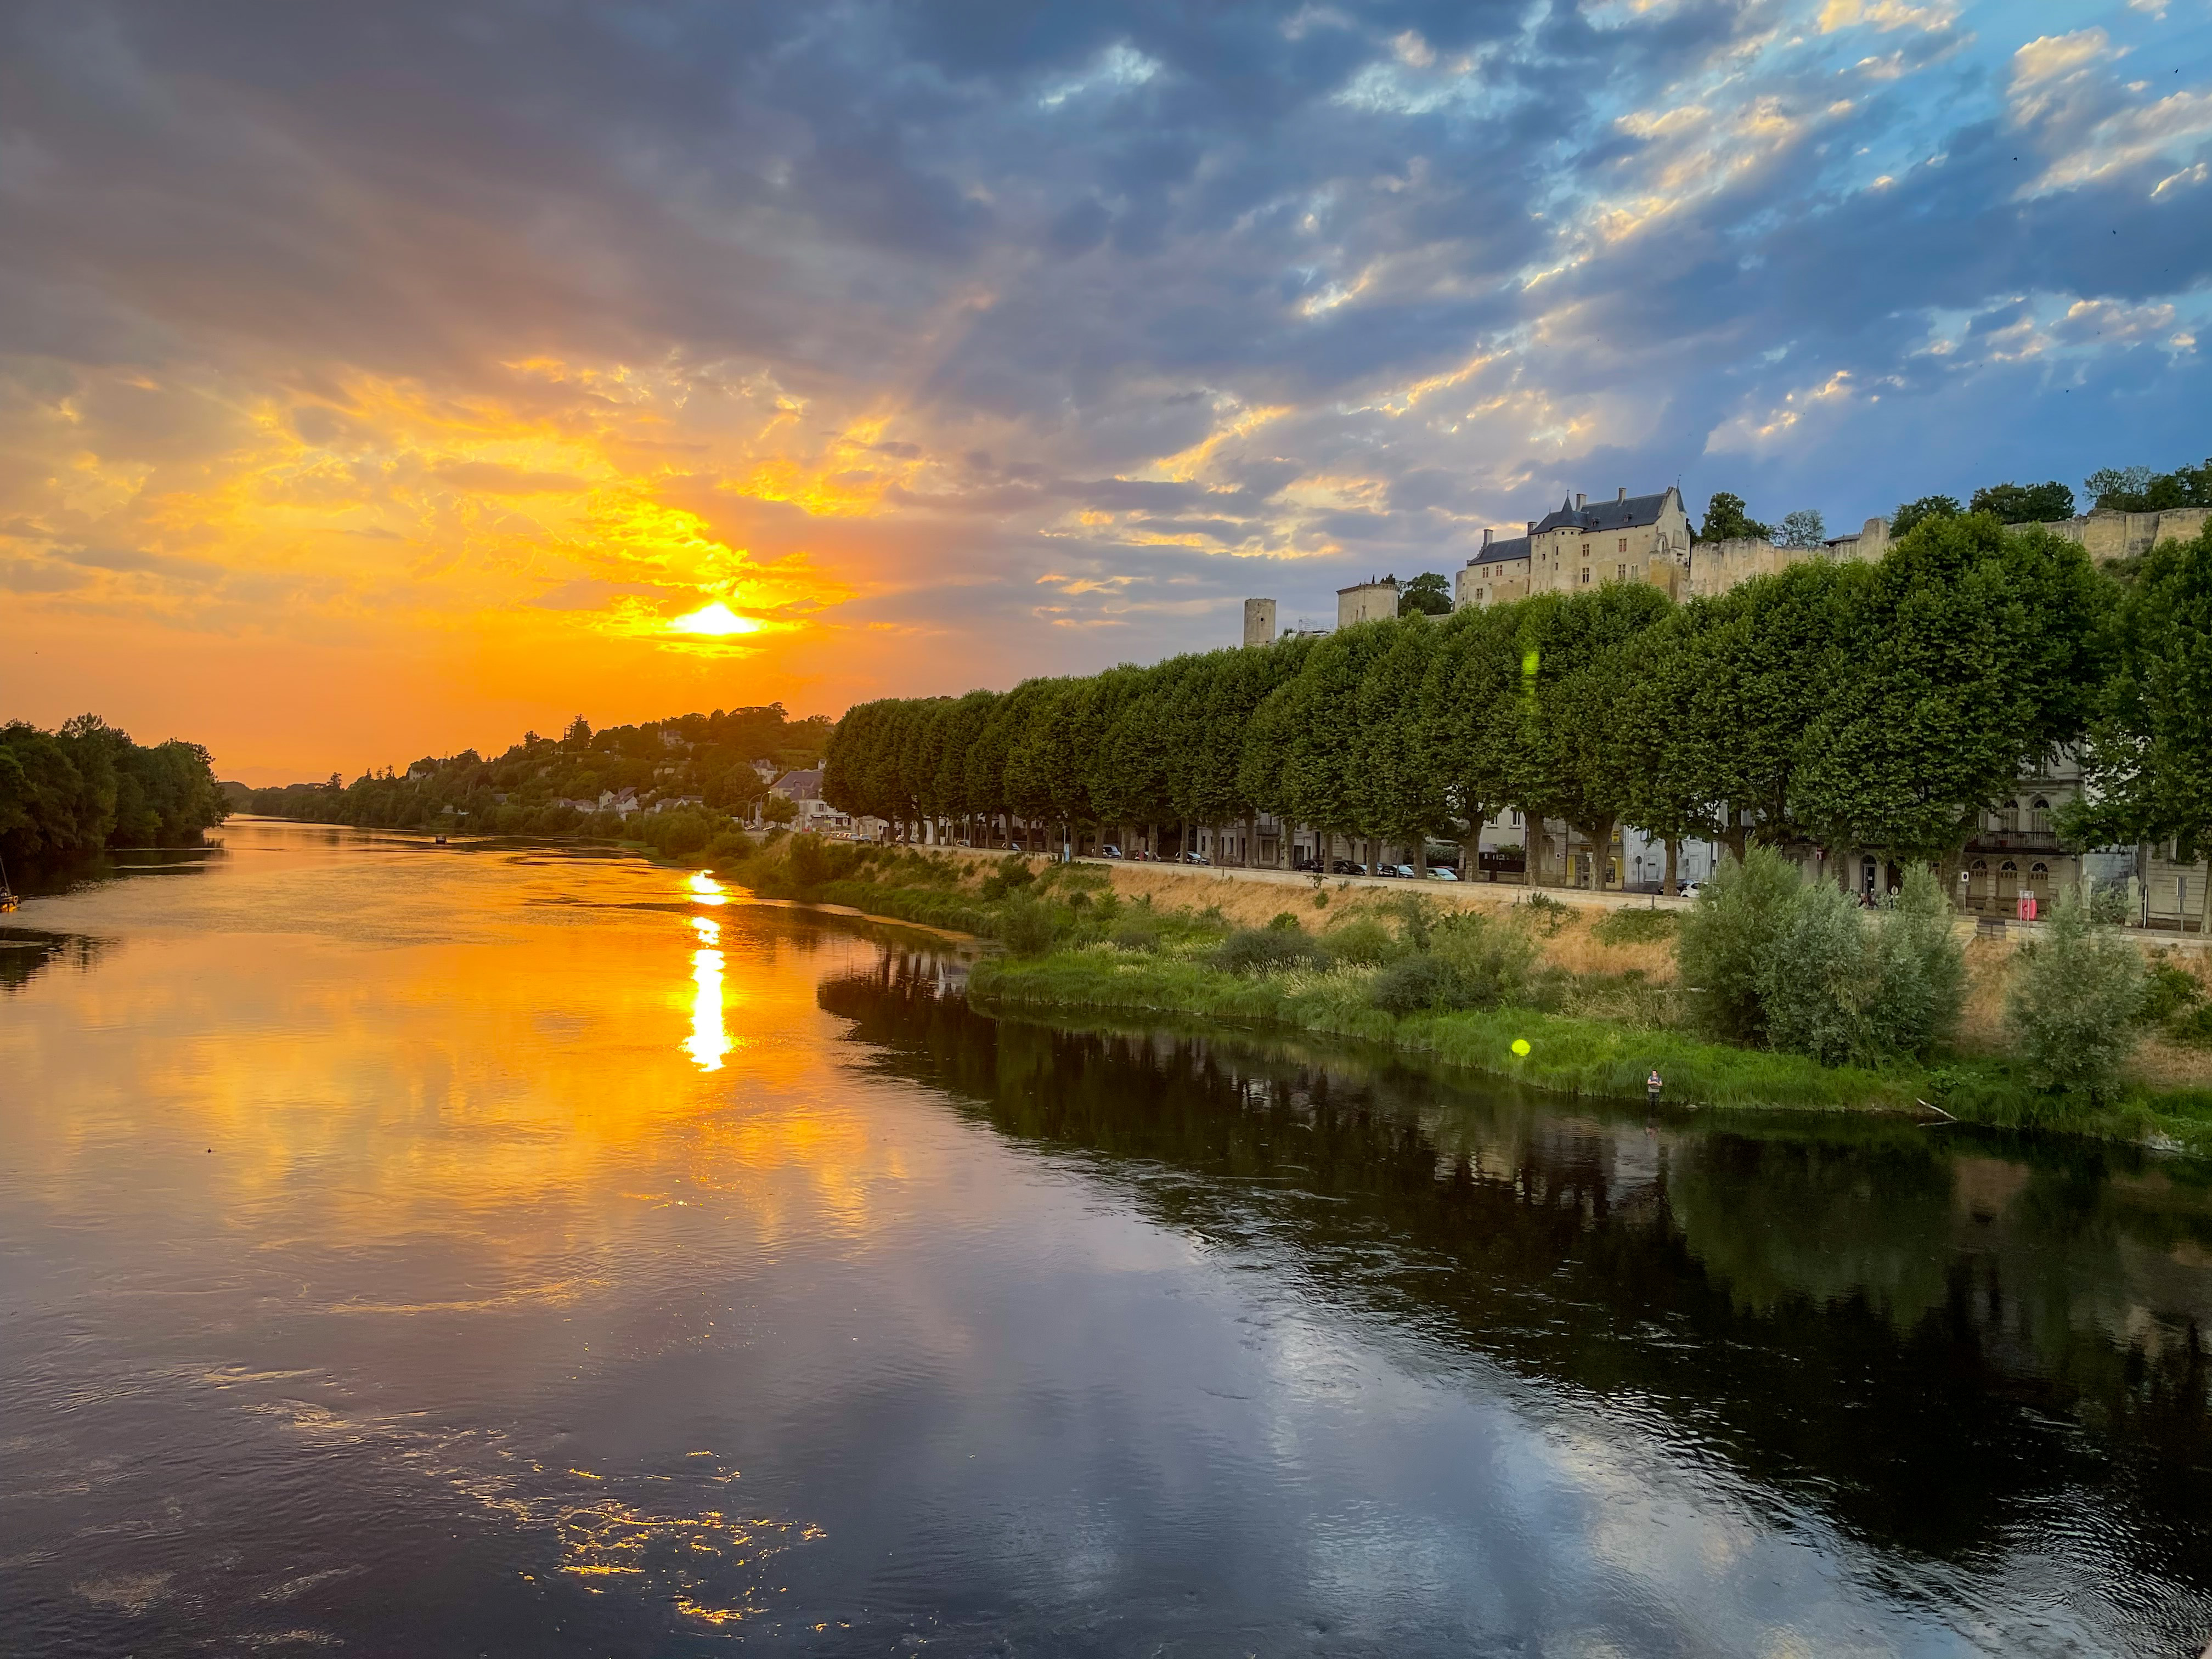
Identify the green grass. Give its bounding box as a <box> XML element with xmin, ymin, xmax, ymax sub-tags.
<box><xmin>701</xmin><ymin>841</ymin><xmax>2212</xmax><ymax>1154</ymax></box>
<box><xmin>969</xmin><ymin>946</ymin><xmax>2212</xmax><ymax>1153</ymax></box>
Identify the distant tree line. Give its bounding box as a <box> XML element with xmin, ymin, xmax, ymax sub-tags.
<box><xmin>825</xmin><ymin>511</ymin><xmax>2140</xmax><ymax>889</ymax></box>
<box><xmin>241</xmin><ymin>703</ymin><xmax>830</xmax><ymax>855</ymax></box>
<box><xmin>1</xmin><ymin>715</ymin><xmax>228</xmax><ymax>864</ymax></box>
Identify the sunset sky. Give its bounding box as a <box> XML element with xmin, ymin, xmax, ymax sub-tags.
<box><xmin>6</xmin><ymin>0</ymin><xmax>2209</xmax><ymax>782</ymax></box>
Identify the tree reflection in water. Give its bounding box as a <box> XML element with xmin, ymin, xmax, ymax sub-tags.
<box><xmin>821</xmin><ymin>950</ymin><xmax>2212</xmax><ymax>1616</ymax></box>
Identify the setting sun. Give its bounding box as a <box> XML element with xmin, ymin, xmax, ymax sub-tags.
<box><xmin>667</xmin><ymin>601</ymin><xmax>763</xmax><ymax>638</ymax></box>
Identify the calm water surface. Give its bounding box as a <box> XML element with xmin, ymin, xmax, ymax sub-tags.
<box><xmin>5</xmin><ymin>820</ymin><xmax>2212</xmax><ymax>1656</ymax></box>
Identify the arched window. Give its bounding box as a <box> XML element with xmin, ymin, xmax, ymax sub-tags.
<box><xmin>1970</xmin><ymin>858</ymin><xmax>1989</xmax><ymax>901</ymax></box>
<box><xmin>2029</xmin><ymin>798</ymin><xmax>2051</xmax><ymax>833</ymax></box>
<box><xmin>2028</xmin><ymin>861</ymin><xmax>2051</xmax><ymax>895</ymax></box>
<box><xmin>1997</xmin><ymin>800</ymin><xmax>2020</xmax><ymax>833</ymax></box>
<box><xmin>1997</xmin><ymin>860</ymin><xmax>2019</xmax><ymax>901</ymax></box>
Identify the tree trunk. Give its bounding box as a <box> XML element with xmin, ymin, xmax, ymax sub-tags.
<box><xmin>2200</xmin><ymin>848</ymin><xmax>2211</xmax><ymax>937</ymax></box>
<box><xmin>1664</xmin><ymin>837</ymin><xmax>1678</xmax><ymax>898</ymax></box>
<box><xmin>1588</xmin><ymin>819</ymin><xmax>1614</xmax><ymax>890</ymax></box>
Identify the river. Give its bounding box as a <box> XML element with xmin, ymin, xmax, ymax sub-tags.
<box><xmin>3</xmin><ymin>819</ymin><xmax>2210</xmax><ymax>1656</ymax></box>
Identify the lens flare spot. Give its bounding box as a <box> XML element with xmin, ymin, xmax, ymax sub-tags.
<box><xmin>689</xmin><ymin>871</ymin><xmax>727</xmax><ymax>906</ymax></box>
<box><xmin>1511</xmin><ymin>1038</ymin><xmax>1531</xmax><ymax>1057</ymax></box>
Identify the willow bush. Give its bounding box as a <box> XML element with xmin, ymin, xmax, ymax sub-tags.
<box><xmin>2006</xmin><ymin>893</ymin><xmax>2145</xmax><ymax>1101</ymax></box>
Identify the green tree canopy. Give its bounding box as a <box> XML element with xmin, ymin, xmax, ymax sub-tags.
<box><xmin>1699</xmin><ymin>492</ymin><xmax>1773</xmax><ymax>543</ymax></box>
<box><xmin>1777</xmin><ymin>509</ymin><xmax>1826</xmax><ymax>549</ymax></box>
<box><xmin>1793</xmin><ymin>515</ymin><xmax>2103</xmax><ymax>860</ymax></box>
<box><xmin>2067</xmin><ymin>521</ymin><xmax>2212</xmax><ymax>932</ymax></box>
<box><xmin>1970</xmin><ymin>480</ymin><xmax>2075</xmax><ymax>524</ymax></box>
<box><xmin>1</xmin><ymin>716</ymin><xmax>226</xmax><ymax>863</ymax></box>
<box><xmin>1398</xmin><ymin>572</ymin><xmax>1453</xmax><ymax>616</ymax></box>
<box><xmin>1889</xmin><ymin>495</ymin><xmax>1961</xmax><ymax>538</ymax></box>
<box><xmin>2085</xmin><ymin>459</ymin><xmax>2212</xmax><ymax>513</ymax></box>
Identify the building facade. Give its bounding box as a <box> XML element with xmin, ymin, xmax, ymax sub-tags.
<box><xmin>1327</xmin><ymin>579</ymin><xmax>1398</xmax><ymax>628</ymax></box>
<box><xmin>1455</xmin><ymin>486</ymin><xmax>1695</xmax><ymax>610</ymax></box>
<box><xmin>1337</xmin><ymin>577</ymin><xmax>1402</xmax><ymax>627</ymax></box>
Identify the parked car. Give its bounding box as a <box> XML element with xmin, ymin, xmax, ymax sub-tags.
<box><xmin>1293</xmin><ymin>856</ymin><xmax>1323</xmax><ymax>872</ymax></box>
<box><xmin>1675</xmin><ymin>880</ymin><xmax>1702</xmax><ymax>898</ymax></box>
<box><xmin>1388</xmin><ymin>863</ymin><xmax>1416</xmax><ymax>878</ymax></box>
<box><xmin>1329</xmin><ymin>858</ymin><xmax>1363</xmax><ymax>875</ymax></box>
<box><xmin>1428</xmin><ymin>866</ymin><xmax>1460</xmax><ymax>881</ymax></box>
<box><xmin>1373</xmin><ymin>864</ymin><xmax>1400</xmax><ymax>878</ymax></box>
<box><xmin>1100</xmin><ymin>845</ymin><xmax>1124</xmax><ymax>859</ymax></box>
<box><xmin>1181</xmin><ymin>850</ymin><xmax>1210</xmax><ymax>865</ymax></box>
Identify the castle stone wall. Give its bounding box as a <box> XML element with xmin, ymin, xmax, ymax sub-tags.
<box><xmin>2016</xmin><ymin>507</ymin><xmax>2211</xmax><ymax>560</ymax></box>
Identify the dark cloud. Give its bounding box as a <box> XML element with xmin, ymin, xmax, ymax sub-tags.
<box><xmin>2</xmin><ymin>0</ymin><xmax>2207</xmax><ymax>689</ymax></box>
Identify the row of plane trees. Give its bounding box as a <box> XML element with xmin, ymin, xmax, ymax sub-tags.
<box><xmin>821</xmin><ymin>512</ymin><xmax>2145</xmax><ymax>890</ymax></box>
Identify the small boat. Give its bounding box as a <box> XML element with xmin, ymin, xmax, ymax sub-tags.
<box><xmin>433</xmin><ymin>834</ymin><xmax>448</xmax><ymax>845</ymax></box>
<box><xmin>0</xmin><ymin>851</ymin><xmax>18</xmax><ymax>912</ymax></box>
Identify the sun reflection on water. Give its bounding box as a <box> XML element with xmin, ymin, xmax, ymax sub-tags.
<box><xmin>684</xmin><ymin>946</ymin><xmax>732</xmax><ymax>1071</ymax></box>
<box><xmin>682</xmin><ymin>879</ymin><xmax>733</xmax><ymax>1070</ymax></box>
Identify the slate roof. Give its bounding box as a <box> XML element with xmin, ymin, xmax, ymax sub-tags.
<box><xmin>1465</xmin><ymin>487</ymin><xmax>1681</xmax><ymax>569</ymax></box>
<box><xmin>1530</xmin><ymin>489</ymin><xmax>1675</xmax><ymax>537</ymax></box>
<box><xmin>1466</xmin><ymin>534</ymin><xmax>1532</xmax><ymax>569</ymax></box>
<box><xmin>775</xmin><ymin>769</ymin><xmax>825</xmax><ymax>802</ymax></box>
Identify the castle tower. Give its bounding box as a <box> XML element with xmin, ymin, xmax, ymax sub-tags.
<box><xmin>1243</xmin><ymin>597</ymin><xmax>1277</xmax><ymax>647</ymax></box>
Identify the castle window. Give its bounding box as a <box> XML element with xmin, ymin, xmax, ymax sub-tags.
<box><xmin>1618</xmin><ymin>538</ymin><xmax>1628</xmax><ymax>553</ymax></box>
<box><xmin>1581</xmin><ymin>541</ymin><xmax>1590</xmax><ymax>557</ymax></box>
<box><xmin>2029</xmin><ymin>797</ymin><xmax>2051</xmax><ymax>833</ymax></box>
<box><xmin>1580</xmin><ymin>567</ymin><xmax>1590</xmax><ymax>584</ymax></box>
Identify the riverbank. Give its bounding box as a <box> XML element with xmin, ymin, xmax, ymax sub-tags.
<box><xmin>966</xmin><ymin>947</ymin><xmax>2212</xmax><ymax>1153</ymax></box>
<box><xmin>696</xmin><ymin>837</ymin><xmax>2212</xmax><ymax>1154</ymax></box>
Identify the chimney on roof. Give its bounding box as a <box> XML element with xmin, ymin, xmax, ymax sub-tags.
<box><xmin>1526</xmin><ymin>520</ymin><xmax>1536</xmax><ymax>535</ymax></box>
<box><xmin>1575</xmin><ymin>492</ymin><xmax>1586</xmax><ymax>510</ymax></box>
<box><xmin>1617</xmin><ymin>486</ymin><xmax>1626</xmax><ymax>502</ymax></box>
<box><xmin>1481</xmin><ymin>527</ymin><xmax>1493</xmax><ymax>549</ymax></box>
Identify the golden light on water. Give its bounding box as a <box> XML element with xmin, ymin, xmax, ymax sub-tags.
<box><xmin>683</xmin><ymin>947</ymin><xmax>732</xmax><ymax>1072</ymax></box>
<box><xmin>667</xmin><ymin>601</ymin><xmax>763</xmax><ymax>638</ymax></box>
<box><xmin>684</xmin><ymin>887</ymin><xmax>732</xmax><ymax>1070</ymax></box>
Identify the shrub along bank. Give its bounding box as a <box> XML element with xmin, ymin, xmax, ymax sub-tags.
<box><xmin>721</xmin><ymin>834</ymin><xmax>2212</xmax><ymax>1153</ymax></box>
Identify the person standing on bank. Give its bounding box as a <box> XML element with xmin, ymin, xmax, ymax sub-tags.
<box><xmin>1646</xmin><ymin>1069</ymin><xmax>1663</xmax><ymax>1107</ymax></box>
